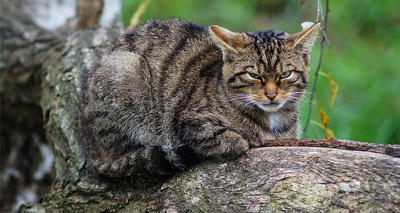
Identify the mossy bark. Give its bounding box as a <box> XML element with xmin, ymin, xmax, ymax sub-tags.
<box><xmin>1</xmin><ymin>1</ymin><xmax>400</xmax><ymax>212</ymax></box>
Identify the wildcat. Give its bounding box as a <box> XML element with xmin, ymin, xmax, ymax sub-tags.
<box><xmin>79</xmin><ymin>19</ymin><xmax>319</xmax><ymax>183</ymax></box>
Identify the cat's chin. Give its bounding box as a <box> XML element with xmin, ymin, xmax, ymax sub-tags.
<box><xmin>256</xmin><ymin>102</ymin><xmax>285</xmax><ymax>112</ymax></box>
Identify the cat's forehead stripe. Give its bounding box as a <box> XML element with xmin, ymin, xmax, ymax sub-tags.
<box><xmin>247</xmin><ymin>30</ymin><xmax>286</xmax><ymax>73</ymax></box>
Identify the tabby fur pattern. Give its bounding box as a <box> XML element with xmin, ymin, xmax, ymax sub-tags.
<box><xmin>79</xmin><ymin>19</ymin><xmax>319</xmax><ymax>183</ymax></box>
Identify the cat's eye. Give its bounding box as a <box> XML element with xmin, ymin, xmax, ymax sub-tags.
<box><xmin>280</xmin><ymin>71</ymin><xmax>292</xmax><ymax>79</ymax></box>
<box><xmin>249</xmin><ymin>73</ymin><xmax>261</xmax><ymax>80</ymax></box>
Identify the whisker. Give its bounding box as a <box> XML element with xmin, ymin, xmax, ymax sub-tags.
<box><xmin>291</xmin><ymin>91</ymin><xmax>311</xmax><ymax>93</ymax></box>
<box><xmin>291</xmin><ymin>91</ymin><xmax>311</xmax><ymax>94</ymax></box>
<box><xmin>290</xmin><ymin>97</ymin><xmax>310</xmax><ymax>103</ymax></box>
<box><xmin>289</xmin><ymin>94</ymin><xmax>309</xmax><ymax>100</ymax></box>
<box><xmin>229</xmin><ymin>94</ymin><xmax>257</xmax><ymax>110</ymax></box>
<box><xmin>243</xmin><ymin>100</ymin><xmax>255</xmax><ymax>109</ymax></box>
<box><xmin>287</xmin><ymin>96</ymin><xmax>309</xmax><ymax>105</ymax></box>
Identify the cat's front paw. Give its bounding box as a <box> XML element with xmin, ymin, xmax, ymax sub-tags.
<box><xmin>195</xmin><ymin>130</ymin><xmax>249</xmax><ymax>159</ymax></box>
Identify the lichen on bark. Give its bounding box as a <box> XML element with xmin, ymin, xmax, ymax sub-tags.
<box><xmin>160</xmin><ymin>147</ymin><xmax>400</xmax><ymax>212</ymax></box>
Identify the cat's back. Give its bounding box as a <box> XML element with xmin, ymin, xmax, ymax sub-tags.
<box><xmin>111</xmin><ymin>19</ymin><xmax>214</xmax><ymax>61</ymax></box>
<box><xmin>110</xmin><ymin>19</ymin><xmax>222</xmax><ymax>98</ymax></box>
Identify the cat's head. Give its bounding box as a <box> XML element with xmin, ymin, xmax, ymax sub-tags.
<box><xmin>209</xmin><ymin>22</ymin><xmax>320</xmax><ymax>112</ymax></box>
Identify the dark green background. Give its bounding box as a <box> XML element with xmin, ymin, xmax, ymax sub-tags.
<box><xmin>121</xmin><ymin>0</ymin><xmax>400</xmax><ymax>144</ymax></box>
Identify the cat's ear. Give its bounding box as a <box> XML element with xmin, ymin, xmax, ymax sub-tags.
<box><xmin>209</xmin><ymin>25</ymin><xmax>247</xmax><ymax>53</ymax></box>
<box><xmin>288</xmin><ymin>22</ymin><xmax>320</xmax><ymax>53</ymax></box>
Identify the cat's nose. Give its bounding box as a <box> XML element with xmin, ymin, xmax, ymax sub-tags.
<box><xmin>265</xmin><ymin>92</ymin><xmax>277</xmax><ymax>100</ymax></box>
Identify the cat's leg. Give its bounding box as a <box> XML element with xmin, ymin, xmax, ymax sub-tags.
<box><xmin>179</xmin><ymin>118</ymin><xmax>249</xmax><ymax>159</ymax></box>
<box><xmin>194</xmin><ymin>129</ymin><xmax>250</xmax><ymax>159</ymax></box>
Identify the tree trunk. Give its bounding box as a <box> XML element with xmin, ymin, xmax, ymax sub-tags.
<box><xmin>76</xmin><ymin>0</ymin><xmax>104</xmax><ymax>30</ymax></box>
<box><xmin>0</xmin><ymin>1</ymin><xmax>60</xmax><ymax>211</ymax></box>
<box><xmin>1</xmin><ymin>1</ymin><xmax>399</xmax><ymax>212</ymax></box>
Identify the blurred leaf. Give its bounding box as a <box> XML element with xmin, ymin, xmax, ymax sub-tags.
<box><xmin>323</xmin><ymin>127</ymin><xmax>335</xmax><ymax>139</ymax></box>
<box><xmin>300</xmin><ymin>0</ymin><xmax>308</xmax><ymax>6</ymax></box>
<box><xmin>129</xmin><ymin>0</ymin><xmax>153</xmax><ymax>27</ymax></box>
<box><xmin>314</xmin><ymin>101</ymin><xmax>330</xmax><ymax>126</ymax></box>
<box><xmin>312</xmin><ymin>102</ymin><xmax>335</xmax><ymax>139</ymax></box>
<box><xmin>319</xmin><ymin>72</ymin><xmax>339</xmax><ymax>107</ymax></box>
<box><xmin>311</xmin><ymin>120</ymin><xmax>335</xmax><ymax>139</ymax></box>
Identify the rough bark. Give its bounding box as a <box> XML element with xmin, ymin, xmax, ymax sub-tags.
<box><xmin>1</xmin><ymin>1</ymin><xmax>400</xmax><ymax>212</ymax></box>
<box><xmin>0</xmin><ymin>1</ymin><xmax>60</xmax><ymax>211</ymax></box>
<box><xmin>76</xmin><ymin>0</ymin><xmax>104</xmax><ymax>30</ymax></box>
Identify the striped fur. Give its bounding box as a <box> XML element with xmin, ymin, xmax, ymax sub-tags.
<box><xmin>79</xmin><ymin>19</ymin><xmax>319</xmax><ymax>184</ymax></box>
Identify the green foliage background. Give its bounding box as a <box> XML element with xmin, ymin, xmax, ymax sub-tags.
<box><xmin>121</xmin><ymin>0</ymin><xmax>400</xmax><ymax>144</ymax></box>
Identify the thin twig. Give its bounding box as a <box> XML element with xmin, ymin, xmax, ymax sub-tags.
<box><xmin>310</xmin><ymin>121</ymin><xmax>322</xmax><ymax>139</ymax></box>
<box><xmin>316</xmin><ymin>0</ymin><xmax>321</xmax><ymax>23</ymax></box>
<box><xmin>303</xmin><ymin>0</ymin><xmax>330</xmax><ymax>135</ymax></box>
<box><xmin>316</xmin><ymin>0</ymin><xmax>323</xmax><ymax>23</ymax></box>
